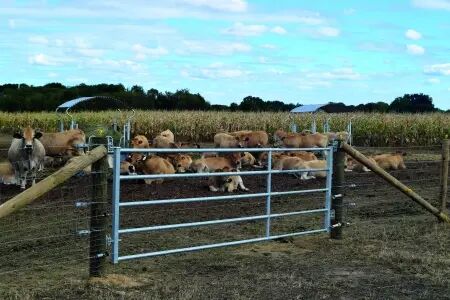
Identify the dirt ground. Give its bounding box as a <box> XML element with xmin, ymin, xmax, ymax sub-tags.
<box><xmin>0</xmin><ymin>145</ymin><xmax>449</xmax><ymax>299</ymax></box>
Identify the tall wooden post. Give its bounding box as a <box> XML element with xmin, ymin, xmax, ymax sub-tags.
<box><xmin>331</xmin><ymin>141</ymin><xmax>345</xmax><ymax>239</ymax></box>
<box><xmin>89</xmin><ymin>153</ymin><xmax>109</xmax><ymax>277</ymax></box>
<box><xmin>440</xmin><ymin>139</ymin><xmax>449</xmax><ymax>216</ymax></box>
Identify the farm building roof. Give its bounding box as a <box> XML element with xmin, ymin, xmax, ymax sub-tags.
<box><xmin>290</xmin><ymin>104</ymin><xmax>327</xmax><ymax>113</ymax></box>
<box><xmin>56</xmin><ymin>96</ymin><xmax>124</xmax><ymax>112</ymax></box>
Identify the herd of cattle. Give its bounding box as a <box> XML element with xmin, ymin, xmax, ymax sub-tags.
<box><xmin>0</xmin><ymin>127</ymin><xmax>406</xmax><ymax>192</ymax></box>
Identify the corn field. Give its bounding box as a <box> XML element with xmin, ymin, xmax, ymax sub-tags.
<box><xmin>0</xmin><ymin>111</ymin><xmax>448</xmax><ymax>146</ymax></box>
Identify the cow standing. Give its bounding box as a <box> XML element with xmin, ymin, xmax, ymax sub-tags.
<box><xmin>39</xmin><ymin>129</ymin><xmax>86</xmax><ymax>157</ymax></box>
<box><xmin>8</xmin><ymin>127</ymin><xmax>46</xmax><ymax>189</ymax></box>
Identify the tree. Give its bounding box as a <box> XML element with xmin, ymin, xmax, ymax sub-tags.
<box><xmin>390</xmin><ymin>93</ymin><xmax>435</xmax><ymax>113</ymax></box>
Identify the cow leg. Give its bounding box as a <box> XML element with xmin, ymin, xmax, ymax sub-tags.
<box><xmin>238</xmin><ymin>179</ymin><xmax>249</xmax><ymax>191</ymax></box>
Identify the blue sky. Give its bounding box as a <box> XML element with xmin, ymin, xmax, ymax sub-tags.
<box><xmin>1</xmin><ymin>0</ymin><xmax>450</xmax><ymax>109</ymax></box>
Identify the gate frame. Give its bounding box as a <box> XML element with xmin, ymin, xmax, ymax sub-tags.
<box><xmin>110</xmin><ymin>146</ymin><xmax>334</xmax><ymax>264</ymax></box>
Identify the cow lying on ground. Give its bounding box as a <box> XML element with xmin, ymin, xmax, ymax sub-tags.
<box><xmin>208</xmin><ymin>167</ymin><xmax>249</xmax><ymax>192</ymax></box>
<box><xmin>241</xmin><ymin>152</ymin><xmax>256</xmax><ymax>167</ymax></box>
<box><xmin>131</xmin><ymin>135</ymin><xmax>150</xmax><ymax>148</ymax></box>
<box><xmin>171</xmin><ymin>154</ymin><xmax>193</xmax><ymax>173</ymax></box>
<box><xmin>345</xmin><ymin>156</ymin><xmax>376</xmax><ymax>172</ymax></box>
<box><xmin>191</xmin><ymin>153</ymin><xmax>243</xmax><ymax>173</ymax></box>
<box><xmin>272</xmin><ymin>156</ymin><xmax>313</xmax><ymax>180</ymax></box>
<box><xmin>372</xmin><ymin>152</ymin><xmax>406</xmax><ymax>170</ymax></box>
<box><xmin>0</xmin><ymin>161</ymin><xmax>17</xmax><ymax>185</ymax></box>
<box><xmin>39</xmin><ymin>129</ymin><xmax>85</xmax><ymax>157</ymax></box>
<box><xmin>133</xmin><ymin>155</ymin><xmax>175</xmax><ymax>184</ymax></box>
<box><xmin>8</xmin><ymin>126</ymin><xmax>46</xmax><ymax>189</ymax></box>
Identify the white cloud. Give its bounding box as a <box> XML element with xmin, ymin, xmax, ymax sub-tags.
<box><xmin>412</xmin><ymin>0</ymin><xmax>450</xmax><ymax>11</ymax></box>
<box><xmin>261</xmin><ymin>44</ymin><xmax>277</xmax><ymax>49</ymax></box>
<box><xmin>223</xmin><ymin>22</ymin><xmax>267</xmax><ymax>36</ymax></box>
<box><xmin>28</xmin><ymin>54</ymin><xmax>57</xmax><ymax>66</ymax></box>
<box><xmin>48</xmin><ymin>72</ymin><xmax>58</xmax><ymax>78</ymax></box>
<box><xmin>344</xmin><ymin>8</ymin><xmax>356</xmax><ymax>15</ymax></box>
<box><xmin>427</xmin><ymin>78</ymin><xmax>440</xmax><ymax>84</ymax></box>
<box><xmin>132</xmin><ymin>44</ymin><xmax>168</xmax><ymax>60</ymax></box>
<box><xmin>182</xmin><ymin>40</ymin><xmax>251</xmax><ymax>55</ymax></box>
<box><xmin>298</xmin><ymin>79</ymin><xmax>332</xmax><ymax>90</ymax></box>
<box><xmin>258</xmin><ymin>56</ymin><xmax>268</xmax><ymax>63</ymax></box>
<box><xmin>308</xmin><ymin>68</ymin><xmax>361</xmax><ymax>80</ymax></box>
<box><xmin>271</xmin><ymin>26</ymin><xmax>287</xmax><ymax>35</ymax></box>
<box><xmin>28</xmin><ymin>35</ymin><xmax>49</xmax><ymax>45</ymax></box>
<box><xmin>8</xmin><ymin>19</ymin><xmax>16</xmax><ymax>29</ymax></box>
<box><xmin>424</xmin><ymin>63</ymin><xmax>450</xmax><ymax>76</ymax></box>
<box><xmin>405</xmin><ymin>29</ymin><xmax>422</xmax><ymax>40</ymax></box>
<box><xmin>89</xmin><ymin>58</ymin><xmax>144</xmax><ymax>72</ymax></box>
<box><xmin>77</xmin><ymin>48</ymin><xmax>104</xmax><ymax>57</ymax></box>
<box><xmin>182</xmin><ymin>62</ymin><xmax>248</xmax><ymax>79</ymax></box>
<box><xmin>183</xmin><ymin>0</ymin><xmax>247</xmax><ymax>12</ymax></box>
<box><xmin>316</xmin><ymin>27</ymin><xmax>340</xmax><ymax>37</ymax></box>
<box><xmin>406</xmin><ymin>44</ymin><xmax>425</xmax><ymax>55</ymax></box>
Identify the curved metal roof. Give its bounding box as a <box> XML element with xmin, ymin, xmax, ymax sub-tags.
<box><xmin>56</xmin><ymin>96</ymin><xmax>124</xmax><ymax>112</ymax></box>
<box><xmin>290</xmin><ymin>104</ymin><xmax>327</xmax><ymax>113</ymax></box>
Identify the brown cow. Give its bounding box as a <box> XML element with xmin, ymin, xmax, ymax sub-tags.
<box><xmin>191</xmin><ymin>153</ymin><xmax>243</xmax><ymax>173</ymax></box>
<box><xmin>171</xmin><ymin>154</ymin><xmax>193</xmax><ymax>173</ymax></box>
<box><xmin>159</xmin><ymin>129</ymin><xmax>175</xmax><ymax>143</ymax></box>
<box><xmin>278</xmin><ymin>130</ymin><xmax>328</xmax><ymax>148</ymax></box>
<box><xmin>214</xmin><ymin>133</ymin><xmax>242</xmax><ymax>148</ymax></box>
<box><xmin>131</xmin><ymin>135</ymin><xmax>150</xmax><ymax>148</ymax></box>
<box><xmin>40</xmin><ymin>129</ymin><xmax>85</xmax><ymax>157</ymax></box>
<box><xmin>231</xmin><ymin>130</ymin><xmax>268</xmax><ymax>148</ymax></box>
<box><xmin>288</xmin><ymin>151</ymin><xmax>318</xmax><ymax>161</ymax></box>
<box><xmin>372</xmin><ymin>153</ymin><xmax>406</xmax><ymax>170</ymax></box>
<box><xmin>0</xmin><ymin>161</ymin><xmax>16</xmax><ymax>185</ymax></box>
<box><xmin>135</xmin><ymin>155</ymin><xmax>175</xmax><ymax>184</ymax></box>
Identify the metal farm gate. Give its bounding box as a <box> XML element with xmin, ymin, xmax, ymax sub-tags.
<box><xmin>110</xmin><ymin>147</ymin><xmax>334</xmax><ymax>264</ymax></box>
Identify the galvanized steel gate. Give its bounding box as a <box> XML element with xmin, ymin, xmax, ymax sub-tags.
<box><xmin>110</xmin><ymin>147</ymin><xmax>334</xmax><ymax>264</ymax></box>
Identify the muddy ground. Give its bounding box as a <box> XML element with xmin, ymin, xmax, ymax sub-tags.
<box><xmin>0</xmin><ymin>147</ymin><xmax>449</xmax><ymax>299</ymax></box>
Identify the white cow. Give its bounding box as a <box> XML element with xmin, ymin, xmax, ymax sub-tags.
<box><xmin>8</xmin><ymin>127</ymin><xmax>46</xmax><ymax>189</ymax></box>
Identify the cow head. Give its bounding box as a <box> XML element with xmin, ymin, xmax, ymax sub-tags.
<box><xmin>172</xmin><ymin>154</ymin><xmax>193</xmax><ymax>173</ymax></box>
<box><xmin>14</xmin><ymin>127</ymin><xmax>42</xmax><ymax>154</ymax></box>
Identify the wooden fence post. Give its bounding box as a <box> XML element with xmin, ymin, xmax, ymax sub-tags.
<box><xmin>440</xmin><ymin>139</ymin><xmax>449</xmax><ymax>217</ymax></box>
<box><xmin>89</xmin><ymin>153</ymin><xmax>109</xmax><ymax>277</ymax></box>
<box><xmin>331</xmin><ymin>141</ymin><xmax>345</xmax><ymax>239</ymax></box>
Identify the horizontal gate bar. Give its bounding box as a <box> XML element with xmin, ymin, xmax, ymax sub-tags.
<box><xmin>121</xmin><ymin>168</ymin><xmax>330</xmax><ymax>180</ymax></box>
<box><xmin>119</xmin><ymin>208</ymin><xmax>327</xmax><ymax>234</ymax></box>
<box><xmin>119</xmin><ymin>188</ymin><xmax>328</xmax><ymax>206</ymax></box>
<box><xmin>119</xmin><ymin>147</ymin><xmax>331</xmax><ymax>153</ymax></box>
<box><xmin>117</xmin><ymin>228</ymin><xmax>327</xmax><ymax>261</ymax></box>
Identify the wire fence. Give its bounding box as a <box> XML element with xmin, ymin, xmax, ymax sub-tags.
<box><xmin>0</xmin><ymin>168</ymin><xmax>108</xmax><ymax>288</ymax></box>
<box><xmin>0</xmin><ymin>142</ymin><xmax>448</xmax><ymax>295</ymax></box>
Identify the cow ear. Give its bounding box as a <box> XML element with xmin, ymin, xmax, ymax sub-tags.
<box><xmin>34</xmin><ymin>132</ymin><xmax>43</xmax><ymax>139</ymax></box>
<box><xmin>244</xmin><ymin>137</ymin><xmax>249</xmax><ymax>141</ymax></box>
<box><xmin>13</xmin><ymin>132</ymin><xmax>23</xmax><ymax>139</ymax></box>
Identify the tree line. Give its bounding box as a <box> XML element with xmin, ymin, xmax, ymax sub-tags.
<box><xmin>0</xmin><ymin>83</ymin><xmax>445</xmax><ymax>113</ymax></box>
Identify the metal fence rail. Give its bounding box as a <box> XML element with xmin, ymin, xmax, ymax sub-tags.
<box><xmin>111</xmin><ymin>147</ymin><xmax>334</xmax><ymax>263</ymax></box>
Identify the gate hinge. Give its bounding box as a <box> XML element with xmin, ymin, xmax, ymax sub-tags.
<box><xmin>330</xmin><ymin>209</ymin><xmax>335</xmax><ymax>219</ymax></box>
